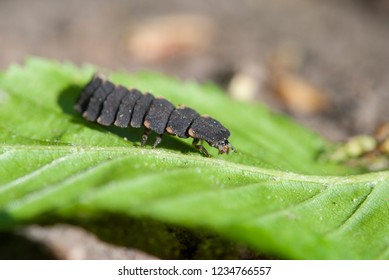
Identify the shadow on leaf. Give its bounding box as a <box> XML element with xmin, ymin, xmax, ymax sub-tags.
<box><xmin>57</xmin><ymin>85</ymin><xmax>203</xmax><ymax>155</ymax></box>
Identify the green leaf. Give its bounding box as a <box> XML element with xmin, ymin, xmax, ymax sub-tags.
<box><xmin>0</xmin><ymin>57</ymin><xmax>388</xmax><ymax>259</ymax></box>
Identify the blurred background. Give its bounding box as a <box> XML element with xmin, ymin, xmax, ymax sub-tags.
<box><xmin>2</xmin><ymin>0</ymin><xmax>389</xmax><ymax>140</ymax></box>
<box><xmin>1</xmin><ymin>0</ymin><xmax>389</xmax><ymax>259</ymax></box>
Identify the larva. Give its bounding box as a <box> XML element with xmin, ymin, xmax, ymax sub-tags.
<box><xmin>75</xmin><ymin>74</ymin><xmax>234</xmax><ymax>156</ymax></box>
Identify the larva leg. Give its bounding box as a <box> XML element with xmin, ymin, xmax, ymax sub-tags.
<box><xmin>141</xmin><ymin>128</ymin><xmax>151</xmax><ymax>147</ymax></box>
<box><xmin>153</xmin><ymin>134</ymin><xmax>163</xmax><ymax>149</ymax></box>
<box><xmin>192</xmin><ymin>138</ymin><xmax>210</xmax><ymax>157</ymax></box>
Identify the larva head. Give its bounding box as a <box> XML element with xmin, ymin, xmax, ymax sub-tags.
<box><xmin>188</xmin><ymin>115</ymin><xmax>234</xmax><ymax>155</ymax></box>
<box><xmin>213</xmin><ymin>139</ymin><xmax>235</xmax><ymax>155</ymax></box>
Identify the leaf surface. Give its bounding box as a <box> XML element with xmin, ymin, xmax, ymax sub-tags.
<box><xmin>0</xmin><ymin>58</ymin><xmax>388</xmax><ymax>259</ymax></box>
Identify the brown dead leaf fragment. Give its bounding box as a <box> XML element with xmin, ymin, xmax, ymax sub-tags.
<box><xmin>126</xmin><ymin>14</ymin><xmax>215</xmax><ymax>62</ymax></box>
<box><xmin>271</xmin><ymin>72</ymin><xmax>330</xmax><ymax>114</ymax></box>
<box><xmin>267</xmin><ymin>47</ymin><xmax>329</xmax><ymax>115</ymax></box>
<box><xmin>375</xmin><ymin>123</ymin><xmax>389</xmax><ymax>154</ymax></box>
<box><xmin>375</xmin><ymin>122</ymin><xmax>389</xmax><ymax>143</ymax></box>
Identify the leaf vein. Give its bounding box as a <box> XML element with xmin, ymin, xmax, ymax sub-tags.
<box><xmin>329</xmin><ymin>185</ymin><xmax>375</xmax><ymax>235</ymax></box>
<box><xmin>0</xmin><ymin>154</ymin><xmax>72</xmax><ymax>192</ymax></box>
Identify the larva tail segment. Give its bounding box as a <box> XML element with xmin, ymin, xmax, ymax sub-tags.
<box><xmin>75</xmin><ymin>73</ymin><xmax>106</xmax><ymax>114</ymax></box>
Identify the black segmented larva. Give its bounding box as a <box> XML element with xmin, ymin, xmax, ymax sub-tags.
<box><xmin>75</xmin><ymin>73</ymin><xmax>235</xmax><ymax>156</ymax></box>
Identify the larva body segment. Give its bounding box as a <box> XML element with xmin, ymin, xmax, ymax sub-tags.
<box><xmin>130</xmin><ymin>93</ymin><xmax>154</xmax><ymax>128</ymax></box>
<box><xmin>75</xmin><ymin>74</ymin><xmax>234</xmax><ymax>156</ymax></box>
<box><xmin>166</xmin><ymin>106</ymin><xmax>199</xmax><ymax>138</ymax></box>
<box><xmin>97</xmin><ymin>86</ymin><xmax>128</xmax><ymax>126</ymax></box>
<box><xmin>144</xmin><ymin>98</ymin><xmax>175</xmax><ymax>135</ymax></box>
<box><xmin>114</xmin><ymin>89</ymin><xmax>142</xmax><ymax>128</ymax></box>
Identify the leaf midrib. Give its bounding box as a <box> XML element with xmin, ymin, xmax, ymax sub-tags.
<box><xmin>2</xmin><ymin>143</ymin><xmax>389</xmax><ymax>186</ymax></box>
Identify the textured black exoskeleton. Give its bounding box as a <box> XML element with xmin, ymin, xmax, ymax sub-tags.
<box><xmin>75</xmin><ymin>74</ymin><xmax>235</xmax><ymax>156</ymax></box>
